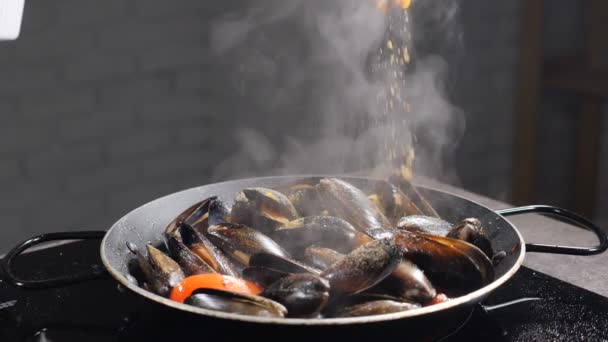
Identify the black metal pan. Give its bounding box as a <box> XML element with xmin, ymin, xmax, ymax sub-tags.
<box><xmin>2</xmin><ymin>176</ymin><xmax>606</xmax><ymax>340</ymax></box>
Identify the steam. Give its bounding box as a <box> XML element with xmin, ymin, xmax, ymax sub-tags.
<box><xmin>210</xmin><ymin>0</ymin><xmax>464</xmax><ymax>183</ymax></box>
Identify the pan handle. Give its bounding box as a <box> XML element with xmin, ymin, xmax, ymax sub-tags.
<box><xmin>1</xmin><ymin>231</ymin><xmax>107</xmax><ymax>289</ymax></box>
<box><xmin>495</xmin><ymin>205</ymin><xmax>608</xmax><ymax>255</ymax></box>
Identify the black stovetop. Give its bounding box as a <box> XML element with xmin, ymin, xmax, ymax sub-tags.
<box><xmin>1</xmin><ymin>240</ymin><xmax>607</xmax><ymax>342</ymax></box>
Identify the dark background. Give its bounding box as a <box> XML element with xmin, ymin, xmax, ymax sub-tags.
<box><xmin>0</xmin><ymin>0</ymin><xmax>606</xmax><ymax>251</ymax></box>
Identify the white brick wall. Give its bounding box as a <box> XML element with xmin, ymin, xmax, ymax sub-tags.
<box><xmin>0</xmin><ymin>0</ymin><xmax>235</xmax><ymax>250</ymax></box>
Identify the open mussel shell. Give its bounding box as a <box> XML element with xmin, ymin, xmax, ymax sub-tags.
<box><xmin>372</xmin><ymin>180</ymin><xmax>423</xmax><ymax>225</ymax></box>
<box><xmin>388</xmin><ymin>175</ymin><xmax>440</xmax><ymax>218</ymax></box>
<box><xmin>185</xmin><ymin>288</ymin><xmax>287</xmax><ymax>318</ymax></box>
<box><xmin>397</xmin><ymin>215</ymin><xmax>452</xmax><ymax>237</ymax></box>
<box><xmin>323</xmin><ymin>292</ymin><xmax>415</xmax><ymax>317</ymax></box>
<box><xmin>421</xmin><ymin>233</ymin><xmax>495</xmax><ymax>286</ymax></box>
<box><xmin>206</xmin><ymin>223</ymin><xmax>290</xmax><ymax>267</ymax></box>
<box><xmin>317</xmin><ymin>178</ymin><xmax>391</xmax><ymax>232</ymax></box>
<box><xmin>272</xmin><ymin>216</ymin><xmax>357</xmax><ymax>255</ymax></box>
<box><xmin>368</xmin><ymin>228</ymin><xmax>494</xmax><ymax>296</ymax></box>
<box><xmin>178</xmin><ymin>222</ymin><xmax>238</xmax><ymax>277</ymax></box>
<box><xmin>339</xmin><ymin>292</ymin><xmax>411</xmax><ymax>304</ymax></box>
<box><xmin>249</xmin><ymin>252</ymin><xmax>321</xmax><ymax>275</ymax></box>
<box><xmin>320</xmin><ymin>238</ymin><xmax>401</xmax><ymax>295</ymax></box>
<box><xmin>331</xmin><ymin>299</ymin><xmax>420</xmax><ymax>318</ymax></box>
<box><xmin>165</xmin><ymin>234</ymin><xmax>216</xmax><ymax>275</ymax></box>
<box><xmin>231</xmin><ymin>187</ymin><xmax>298</xmax><ymax>235</ymax></box>
<box><xmin>189</xmin><ymin>198</ymin><xmax>231</xmax><ymax>231</ymax></box>
<box><xmin>127</xmin><ymin>242</ymin><xmax>184</xmax><ymax>297</ymax></box>
<box><xmin>282</xmin><ymin>183</ymin><xmax>323</xmax><ymax>217</ymax></box>
<box><xmin>165</xmin><ymin>197</ymin><xmax>231</xmax><ymax>237</ymax></box>
<box><xmin>370</xmin><ymin>259</ymin><xmax>436</xmax><ymax>303</ymax></box>
<box><xmin>184</xmin><ymin>198</ymin><xmax>217</xmax><ymax>228</ymax></box>
<box><xmin>447</xmin><ymin>218</ymin><xmax>494</xmax><ymax>258</ymax></box>
<box><xmin>262</xmin><ymin>273</ymin><xmax>330</xmax><ymax>317</ymax></box>
<box><xmin>231</xmin><ymin>192</ymin><xmax>252</xmax><ymax>226</ymax></box>
<box><xmin>207</xmin><ymin>198</ymin><xmax>231</xmax><ymax>227</ymax></box>
<box><xmin>164</xmin><ymin>197</ymin><xmax>215</xmax><ymax>237</ymax></box>
<box><xmin>303</xmin><ymin>246</ymin><xmax>344</xmax><ymax>270</ymax></box>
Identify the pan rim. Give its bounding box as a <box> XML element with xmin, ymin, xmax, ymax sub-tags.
<box><xmin>101</xmin><ymin>174</ymin><xmax>526</xmax><ymax>326</ymax></box>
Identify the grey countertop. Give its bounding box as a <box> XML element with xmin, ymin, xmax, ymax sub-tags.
<box><xmin>419</xmin><ymin>178</ymin><xmax>608</xmax><ymax>298</ymax></box>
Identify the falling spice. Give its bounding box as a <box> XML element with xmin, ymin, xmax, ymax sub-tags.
<box><xmin>375</xmin><ymin>0</ymin><xmax>412</xmax><ymax>13</ymax></box>
<box><xmin>402</xmin><ymin>47</ymin><xmax>410</xmax><ymax>64</ymax></box>
<box><xmin>370</xmin><ymin>0</ymin><xmax>415</xmax><ymax>174</ymax></box>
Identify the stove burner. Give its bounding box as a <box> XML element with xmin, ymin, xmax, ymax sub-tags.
<box><xmin>1</xmin><ymin>241</ymin><xmax>607</xmax><ymax>341</ymax></box>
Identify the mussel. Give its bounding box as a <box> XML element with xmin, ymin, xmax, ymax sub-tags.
<box><xmin>127</xmin><ymin>242</ymin><xmax>185</xmax><ymax>297</ymax></box>
<box><xmin>333</xmin><ymin>300</ymin><xmax>420</xmax><ymax>318</ymax></box>
<box><xmin>303</xmin><ymin>246</ymin><xmax>344</xmax><ymax>270</ymax></box>
<box><xmin>447</xmin><ymin>218</ymin><xmax>494</xmax><ymax>258</ymax></box>
<box><xmin>281</xmin><ymin>182</ymin><xmax>323</xmax><ymax>217</ymax></box>
<box><xmin>206</xmin><ymin>198</ymin><xmax>231</xmax><ymax>227</ymax></box>
<box><xmin>165</xmin><ymin>234</ymin><xmax>216</xmax><ymax>275</ymax></box>
<box><xmin>165</xmin><ymin>197</ymin><xmax>230</xmax><ymax>236</ymax></box>
<box><xmin>397</xmin><ymin>215</ymin><xmax>452</xmax><ymax>237</ymax></box>
<box><xmin>367</xmin><ymin>228</ymin><xmax>494</xmax><ymax>296</ymax></box>
<box><xmin>321</xmin><ymin>238</ymin><xmax>401</xmax><ymax>295</ymax></box>
<box><xmin>317</xmin><ymin>178</ymin><xmax>390</xmax><ymax>232</ymax></box>
<box><xmin>423</xmin><ymin>233</ymin><xmax>495</xmax><ymax>287</ymax></box>
<box><xmin>164</xmin><ymin>197</ymin><xmax>215</xmax><ymax>237</ymax></box>
<box><xmin>309</xmin><ymin>235</ymin><xmax>436</xmax><ymax>303</ymax></box>
<box><xmin>271</xmin><ymin>216</ymin><xmax>358</xmax><ymax>255</ymax></box>
<box><xmin>185</xmin><ymin>288</ymin><xmax>287</xmax><ymax>318</ymax></box>
<box><xmin>178</xmin><ymin>221</ymin><xmax>238</xmax><ymax>276</ymax></box>
<box><xmin>372</xmin><ymin>259</ymin><xmax>436</xmax><ymax>303</ymax></box>
<box><xmin>371</xmin><ymin>180</ymin><xmax>423</xmax><ymax>225</ymax></box>
<box><xmin>388</xmin><ymin>175</ymin><xmax>440</xmax><ymax>218</ymax></box>
<box><xmin>206</xmin><ymin>223</ymin><xmax>290</xmax><ymax>266</ymax></box>
<box><xmin>188</xmin><ymin>198</ymin><xmax>231</xmax><ymax>233</ymax></box>
<box><xmin>262</xmin><ymin>273</ymin><xmax>330</xmax><ymax>317</ymax></box>
<box><xmin>231</xmin><ymin>188</ymin><xmax>298</xmax><ymax>235</ymax></box>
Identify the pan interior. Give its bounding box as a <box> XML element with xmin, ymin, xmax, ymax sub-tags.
<box><xmin>101</xmin><ymin>175</ymin><xmax>524</xmax><ymax>325</ymax></box>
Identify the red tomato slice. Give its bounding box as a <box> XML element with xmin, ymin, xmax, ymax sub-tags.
<box><xmin>169</xmin><ymin>274</ymin><xmax>262</xmax><ymax>303</ymax></box>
